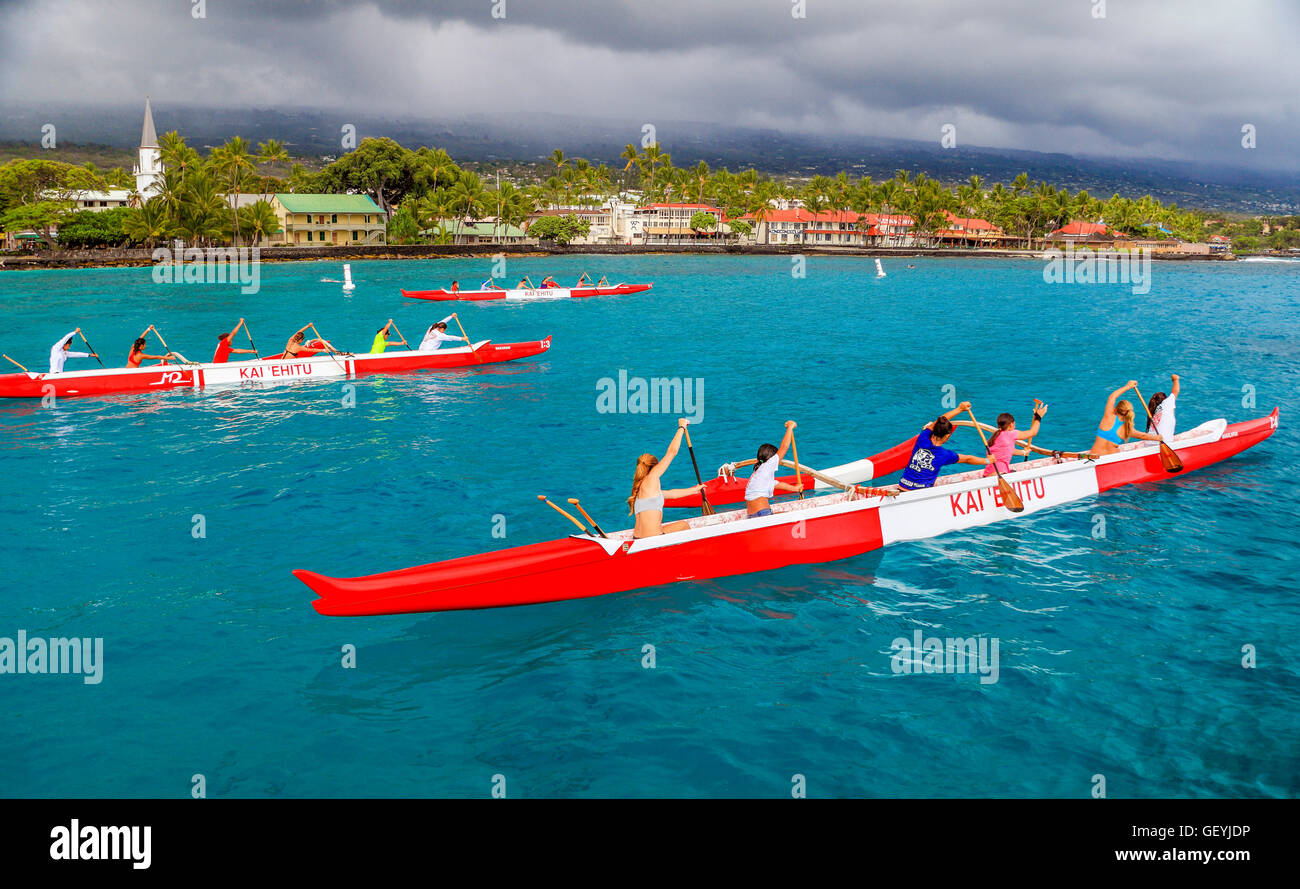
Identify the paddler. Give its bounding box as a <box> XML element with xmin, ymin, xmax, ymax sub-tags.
<box><xmin>1146</xmin><ymin>373</ymin><xmax>1180</xmax><ymax>439</ymax></box>
<box><xmin>541</xmin><ymin>275</ymin><xmax>559</xmax><ymax>288</ymax></box>
<box><xmin>481</xmin><ymin>277</ymin><xmax>501</xmax><ymax>290</ymax></box>
<box><xmin>127</xmin><ymin>337</ymin><xmax>171</xmax><ymax>368</ymax></box>
<box><xmin>283</xmin><ymin>325</ymin><xmax>313</xmax><ymax>358</ymax></box>
<box><xmin>897</xmin><ymin>402</ymin><xmax>991</xmax><ymax>491</ymax></box>
<box><xmin>1091</xmin><ymin>381</ymin><xmax>1164</xmax><ymax>456</ymax></box>
<box><xmin>628</xmin><ymin>418</ymin><xmax>707</xmax><ymax>538</ymax></box>
<box><xmin>745</xmin><ymin>421</ymin><xmax>804</xmax><ymax>517</ymax></box>
<box><xmin>982</xmin><ymin>400</ymin><xmax>1047</xmax><ymax>477</ymax></box>
<box><xmin>48</xmin><ymin>328</ymin><xmax>97</xmax><ymax>374</ymax></box>
<box><xmin>369</xmin><ymin>319</ymin><xmax>406</xmax><ymax>353</ymax></box>
<box><xmin>419</xmin><ymin>315</ymin><xmax>469</xmax><ymax>350</ymax></box>
<box><xmin>450</xmin><ymin>280</ymin><xmax>460</xmax><ymax>294</ymax></box>
<box><xmin>575</xmin><ymin>273</ymin><xmax>592</xmax><ymax>287</ymax></box>
<box><xmin>212</xmin><ymin>319</ymin><xmax>258</xmax><ymax>363</ymax></box>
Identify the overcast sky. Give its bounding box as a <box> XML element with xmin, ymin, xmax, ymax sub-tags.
<box><xmin>1</xmin><ymin>0</ymin><xmax>1296</xmax><ymax>170</ymax></box>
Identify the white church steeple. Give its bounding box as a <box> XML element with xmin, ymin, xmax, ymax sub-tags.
<box><xmin>133</xmin><ymin>96</ymin><xmax>163</xmax><ymax>198</ymax></box>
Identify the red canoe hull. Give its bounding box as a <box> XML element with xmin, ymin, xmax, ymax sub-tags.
<box><xmin>297</xmin><ymin>410</ymin><xmax>1278</xmax><ymax>616</ymax></box>
<box><xmin>0</xmin><ymin>337</ymin><xmax>551</xmax><ymax>399</ymax></box>
<box><xmin>402</xmin><ymin>283</ymin><xmax>652</xmax><ymax>301</ymax></box>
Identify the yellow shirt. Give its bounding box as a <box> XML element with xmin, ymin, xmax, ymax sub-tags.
<box><xmin>369</xmin><ymin>331</ymin><xmax>388</xmax><ymax>354</ymax></box>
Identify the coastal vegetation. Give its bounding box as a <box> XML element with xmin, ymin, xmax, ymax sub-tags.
<box><xmin>3</xmin><ymin>133</ymin><xmax>1298</xmax><ymax>253</ymax></box>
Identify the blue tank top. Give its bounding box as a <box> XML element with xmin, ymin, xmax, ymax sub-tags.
<box><xmin>1097</xmin><ymin>417</ymin><xmax>1125</xmax><ymax>445</ymax></box>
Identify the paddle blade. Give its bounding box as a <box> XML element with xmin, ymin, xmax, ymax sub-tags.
<box><xmin>701</xmin><ymin>500</ymin><xmax>716</xmax><ymax>516</ymax></box>
<box><xmin>999</xmin><ymin>475</ymin><xmax>1025</xmax><ymax>513</ymax></box>
<box><xmin>1159</xmin><ymin>442</ymin><xmax>1184</xmax><ymax>473</ymax></box>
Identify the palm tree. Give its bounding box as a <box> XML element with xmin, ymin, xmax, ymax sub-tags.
<box><xmin>448</xmin><ymin>172</ymin><xmax>487</xmax><ymax>243</ymax></box>
<box><xmin>640</xmin><ymin>144</ymin><xmax>670</xmax><ymax>204</ymax></box>
<box><xmin>237</xmin><ymin>199</ymin><xmax>282</xmax><ymax>245</ymax></box>
<box><xmin>122</xmin><ymin>196</ymin><xmax>171</xmax><ymax>248</ymax></box>
<box><xmin>748</xmin><ymin>180</ymin><xmax>778</xmax><ymax>245</ymax></box>
<box><xmin>212</xmin><ymin>137</ymin><xmax>256</xmax><ymax>244</ymax></box>
<box><xmin>176</xmin><ymin>169</ymin><xmax>229</xmax><ymax>245</ymax></box>
<box><xmin>255</xmin><ymin>139</ymin><xmax>289</xmax><ymax>194</ymax></box>
<box><xmin>619</xmin><ymin>143</ymin><xmax>640</xmax><ymax>197</ymax></box>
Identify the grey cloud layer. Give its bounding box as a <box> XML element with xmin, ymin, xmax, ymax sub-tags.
<box><xmin>0</xmin><ymin>0</ymin><xmax>1295</xmax><ymax>169</ymax></box>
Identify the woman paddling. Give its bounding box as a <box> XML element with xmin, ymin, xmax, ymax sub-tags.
<box><xmin>982</xmin><ymin>400</ymin><xmax>1047</xmax><ymax>476</ymax></box>
<box><xmin>419</xmin><ymin>316</ymin><xmax>469</xmax><ymax>350</ymax></box>
<box><xmin>213</xmin><ymin>319</ymin><xmax>258</xmax><ymax>363</ymax></box>
<box><xmin>127</xmin><ymin>337</ymin><xmax>170</xmax><ymax>368</ymax></box>
<box><xmin>897</xmin><ymin>402</ymin><xmax>990</xmax><ymax>491</ymax></box>
<box><xmin>1146</xmin><ymin>374</ymin><xmax>1180</xmax><ymax>439</ymax></box>
<box><xmin>745</xmin><ymin>421</ymin><xmax>803</xmax><ymax>517</ymax></box>
<box><xmin>1091</xmin><ymin>381</ymin><xmax>1165</xmax><ymax>455</ymax></box>
<box><xmin>629</xmin><ymin>418</ymin><xmax>707</xmax><ymax>539</ymax></box>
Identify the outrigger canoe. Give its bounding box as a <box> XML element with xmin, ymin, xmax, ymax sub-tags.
<box><xmin>295</xmin><ymin>409</ymin><xmax>1277</xmax><ymax>616</ymax></box>
<box><xmin>0</xmin><ymin>337</ymin><xmax>551</xmax><ymax>399</ymax></box>
<box><xmin>401</xmin><ymin>283</ymin><xmax>652</xmax><ymax>301</ymax></box>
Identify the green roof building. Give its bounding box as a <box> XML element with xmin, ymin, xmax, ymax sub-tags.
<box><xmin>270</xmin><ymin>193</ymin><xmax>387</xmax><ymax>246</ymax></box>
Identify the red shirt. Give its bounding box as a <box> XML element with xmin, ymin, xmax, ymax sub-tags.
<box><xmin>213</xmin><ymin>337</ymin><xmax>233</xmax><ymax>363</ymax></box>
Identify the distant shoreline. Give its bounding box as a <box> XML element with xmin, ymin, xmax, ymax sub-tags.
<box><xmin>0</xmin><ymin>243</ymin><xmax>1241</xmax><ymax>272</ymax></box>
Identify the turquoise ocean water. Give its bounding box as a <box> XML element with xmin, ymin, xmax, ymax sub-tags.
<box><xmin>1</xmin><ymin>254</ymin><xmax>1296</xmax><ymax>798</ymax></box>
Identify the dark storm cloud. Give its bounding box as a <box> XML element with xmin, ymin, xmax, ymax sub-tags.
<box><xmin>0</xmin><ymin>0</ymin><xmax>1296</xmax><ymax>169</ymax></box>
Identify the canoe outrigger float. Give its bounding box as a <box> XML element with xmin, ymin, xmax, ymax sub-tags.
<box><xmin>401</xmin><ymin>283</ymin><xmax>651</xmax><ymax>301</ymax></box>
<box><xmin>295</xmin><ymin>409</ymin><xmax>1277</xmax><ymax>616</ymax></box>
<box><xmin>0</xmin><ymin>337</ymin><xmax>551</xmax><ymax>399</ymax></box>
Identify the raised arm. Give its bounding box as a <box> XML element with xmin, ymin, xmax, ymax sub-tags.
<box><xmin>1105</xmin><ymin>381</ymin><xmax>1136</xmax><ymax>414</ymax></box>
<box><xmin>1023</xmin><ymin>399</ymin><xmax>1048</xmax><ymax>438</ymax></box>
<box><xmin>924</xmin><ymin>401</ymin><xmax>971</xmax><ymax>430</ymax></box>
<box><xmin>774</xmin><ymin>420</ymin><xmax>797</xmax><ymax>460</ymax></box>
<box><xmin>1170</xmin><ymin>373</ymin><xmax>1180</xmax><ymax>397</ymax></box>
<box><xmin>649</xmin><ymin>419</ymin><xmax>689</xmax><ymax>481</ymax></box>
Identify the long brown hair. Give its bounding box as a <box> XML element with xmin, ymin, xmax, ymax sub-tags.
<box><xmin>627</xmin><ymin>453</ymin><xmax>658</xmax><ymax>515</ymax></box>
<box><xmin>1115</xmin><ymin>400</ymin><xmax>1135</xmax><ymax>440</ymax></box>
<box><xmin>989</xmin><ymin>412</ymin><xmax>1014</xmax><ymax>448</ymax></box>
<box><xmin>1146</xmin><ymin>392</ymin><xmax>1166</xmax><ymax>431</ymax></box>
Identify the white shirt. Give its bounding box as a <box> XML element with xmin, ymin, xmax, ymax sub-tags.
<box><xmin>49</xmin><ymin>330</ymin><xmax>89</xmax><ymax>374</ymax></box>
<box><xmin>1152</xmin><ymin>393</ymin><xmax>1176</xmax><ymax>440</ymax></box>
<box><xmin>419</xmin><ymin>330</ymin><xmax>461</xmax><ymax>351</ymax></box>
<box><xmin>744</xmin><ymin>453</ymin><xmax>781</xmax><ymax>501</ymax></box>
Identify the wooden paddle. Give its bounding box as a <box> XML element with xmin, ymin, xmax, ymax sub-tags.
<box><xmin>681</xmin><ymin>426</ymin><xmax>716</xmax><ymax>515</ymax></box>
<box><xmin>966</xmin><ymin>408</ymin><xmax>1025</xmax><ymax>513</ymax></box>
<box><xmin>4</xmin><ymin>354</ymin><xmax>31</xmax><ymax>374</ymax></box>
<box><xmin>143</xmin><ymin>325</ymin><xmax>185</xmax><ymax>365</ymax></box>
<box><xmin>77</xmin><ymin>329</ymin><xmax>105</xmax><ymax>368</ymax></box>
<box><xmin>307</xmin><ymin>323</ymin><xmax>349</xmax><ymax>372</ymax></box>
<box><xmin>450</xmin><ymin>313</ymin><xmax>481</xmax><ymax>363</ymax></box>
<box><xmin>567</xmin><ymin>498</ymin><xmax>608</xmax><ymax>538</ymax></box>
<box><xmin>1133</xmin><ymin>385</ymin><xmax>1183</xmax><ymax>473</ymax></box>
<box><xmin>538</xmin><ymin>495</ymin><xmax>588</xmax><ymax>533</ymax></box>
<box><xmin>388</xmin><ymin>320</ymin><xmax>413</xmax><ymax>350</ymax></box>
<box><xmin>241</xmin><ymin>319</ymin><xmax>261</xmax><ymax>358</ymax></box>
<box><xmin>789</xmin><ymin>424</ymin><xmax>805</xmax><ymax>500</ymax></box>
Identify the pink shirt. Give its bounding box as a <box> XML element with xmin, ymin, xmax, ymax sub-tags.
<box><xmin>983</xmin><ymin>429</ymin><xmax>1029</xmax><ymax>475</ymax></box>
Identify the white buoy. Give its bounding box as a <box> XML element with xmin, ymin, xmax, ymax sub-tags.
<box><xmin>342</xmin><ymin>264</ymin><xmax>355</xmax><ymax>291</ymax></box>
<box><xmin>875</xmin><ymin>258</ymin><xmax>886</xmax><ymax>278</ymax></box>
